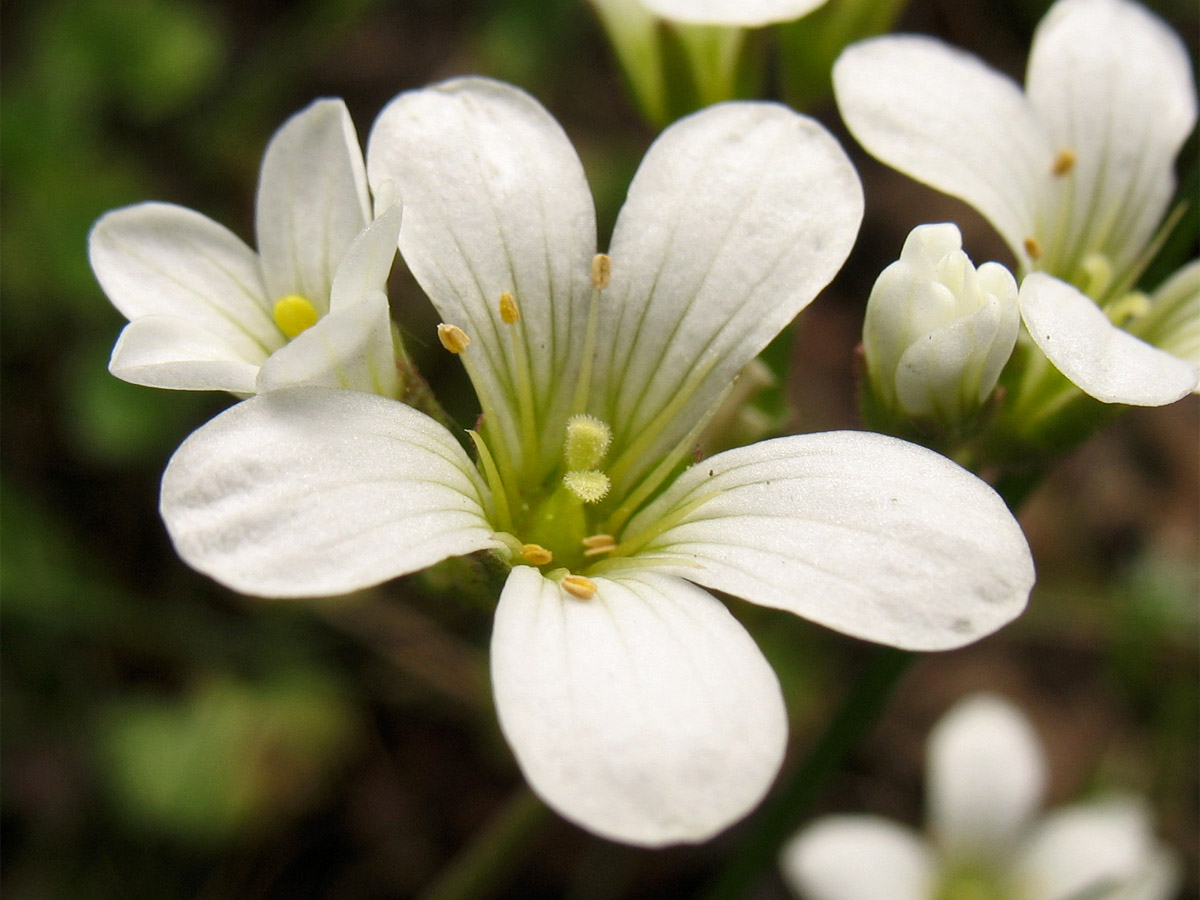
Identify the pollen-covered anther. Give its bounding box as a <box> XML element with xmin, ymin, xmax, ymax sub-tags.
<box><xmin>499</xmin><ymin>291</ymin><xmax>520</xmax><ymax>324</ymax></box>
<box><xmin>520</xmin><ymin>543</ymin><xmax>553</xmax><ymax>565</ymax></box>
<box><xmin>561</xmin><ymin>574</ymin><xmax>598</xmax><ymax>600</ymax></box>
<box><xmin>1051</xmin><ymin>148</ymin><xmax>1077</xmax><ymax>176</ymax></box>
<box><xmin>274</xmin><ymin>294</ymin><xmax>319</xmax><ymax>338</ymax></box>
<box><xmin>563</xmin><ymin>470</ymin><xmax>610</xmax><ymax>504</ymax></box>
<box><xmin>1023</xmin><ymin>236</ymin><xmax>1044</xmax><ymax>261</ymax></box>
<box><xmin>582</xmin><ymin>534</ymin><xmax>618</xmax><ymax>557</ymax></box>
<box><xmin>437</xmin><ymin>323</ymin><xmax>471</xmax><ymax>354</ymax></box>
<box><xmin>591</xmin><ymin>253</ymin><xmax>611</xmax><ymax>290</ymax></box>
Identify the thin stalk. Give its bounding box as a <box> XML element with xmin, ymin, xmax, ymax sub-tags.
<box><xmin>416</xmin><ymin>786</ymin><xmax>552</xmax><ymax>900</ymax></box>
<box><xmin>699</xmin><ymin>646</ymin><xmax>913</xmax><ymax>900</ymax></box>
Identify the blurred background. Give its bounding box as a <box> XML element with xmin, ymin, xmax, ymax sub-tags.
<box><xmin>2</xmin><ymin>0</ymin><xmax>1197</xmax><ymax>897</ymax></box>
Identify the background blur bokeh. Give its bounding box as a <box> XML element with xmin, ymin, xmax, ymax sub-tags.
<box><xmin>2</xmin><ymin>0</ymin><xmax>1197</xmax><ymax>897</ymax></box>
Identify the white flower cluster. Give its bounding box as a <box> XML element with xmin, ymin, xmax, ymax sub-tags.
<box><xmin>783</xmin><ymin>694</ymin><xmax>1180</xmax><ymax>900</ymax></box>
<box><xmin>86</xmin><ymin>0</ymin><xmax>1192</xmax><ymax>858</ymax></box>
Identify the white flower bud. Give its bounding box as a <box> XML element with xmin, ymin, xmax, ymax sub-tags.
<box><xmin>863</xmin><ymin>223</ymin><xmax>1019</xmax><ymax>428</ymax></box>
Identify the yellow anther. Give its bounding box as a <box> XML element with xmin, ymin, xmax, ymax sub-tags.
<box><xmin>273</xmin><ymin>294</ymin><xmax>319</xmax><ymax>339</ymax></box>
<box><xmin>437</xmin><ymin>323</ymin><xmax>471</xmax><ymax>354</ymax></box>
<box><xmin>1023</xmin><ymin>236</ymin><xmax>1044</xmax><ymax>261</ymax></box>
<box><xmin>563</xmin><ymin>470</ymin><xmax>610</xmax><ymax>504</ymax></box>
<box><xmin>499</xmin><ymin>291</ymin><xmax>520</xmax><ymax>324</ymax></box>
<box><xmin>1051</xmin><ymin>148</ymin><xmax>1077</xmax><ymax>177</ymax></box>
<box><xmin>1105</xmin><ymin>291</ymin><xmax>1151</xmax><ymax>326</ymax></box>
<box><xmin>561</xmin><ymin>574</ymin><xmax>598</xmax><ymax>600</ymax></box>
<box><xmin>582</xmin><ymin>534</ymin><xmax>618</xmax><ymax>557</ymax></box>
<box><xmin>520</xmin><ymin>543</ymin><xmax>553</xmax><ymax>566</ymax></box>
<box><xmin>591</xmin><ymin>253</ymin><xmax>611</xmax><ymax>290</ymax></box>
<box><xmin>564</xmin><ymin>414</ymin><xmax>612</xmax><ymax>471</ymax></box>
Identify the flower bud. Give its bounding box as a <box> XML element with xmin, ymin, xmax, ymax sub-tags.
<box><xmin>863</xmin><ymin>223</ymin><xmax>1019</xmax><ymax>429</ymax></box>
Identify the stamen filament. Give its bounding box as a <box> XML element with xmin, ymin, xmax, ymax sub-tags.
<box><xmin>605</xmin><ymin>353</ymin><xmax>720</xmax><ymax>494</ymax></box>
<box><xmin>571</xmin><ymin>255</ymin><xmax>611</xmax><ymax>415</ymax></box>
<box><xmin>602</xmin><ymin>379</ymin><xmax>728</xmax><ymax>537</ymax></box>
<box><xmin>439</xmin><ymin>322</ymin><xmax>522</xmax><ymax>498</ymax></box>
<box><xmin>498</xmin><ymin>293</ymin><xmax>540</xmax><ymax>475</ymax></box>
<box><xmin>467</xmin><ymin>429</ymin><xmax>513</xmax><ymax>533</ymax></box>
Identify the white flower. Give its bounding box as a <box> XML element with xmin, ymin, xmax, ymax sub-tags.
<box><xmin>631</xmin><ymin>0</ymin><xmax>829</xmax><ymax>27</ymax></box>
<box><xmin>863</xmin><ymin>223</ymin><xmax>1019</xmax><ymax>427</ymax></box>
<box><xmin>834</xmin><ymin>0</ymin><xmax>1198</xmax><ymax>406</ymax></box>
<box><xmin>782</xmin><ymin>694</ymin><xmax>1181</xmax><ymax>900</ymax></box>
<box><xmin>159</xmin><ymin>78</ymin><xmax>1035</xmax><ymax>847</ymax></box>
<box><xmin>89</xmin><ymin>98</ymin><xmax>403</xmax><ymax>398</ymax></box>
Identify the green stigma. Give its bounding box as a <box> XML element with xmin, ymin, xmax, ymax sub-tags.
<box><xmin>273</xmin><ymin>294</ymin><xmax>319</xmax><ymax>339</ymax></box>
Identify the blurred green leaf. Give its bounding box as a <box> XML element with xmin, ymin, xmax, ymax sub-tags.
<box><xmin>99</xmin><ymin>673</ymin><xmax>361</xmax><ymax>844</ymax></box>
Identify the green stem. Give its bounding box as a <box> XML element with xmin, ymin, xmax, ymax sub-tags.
<box><xmin>416</xmin><ymin>786</ymin><xmax>552</xmax><ymax>900</ymax></box>
<box><xmin>698</xmin><ymin>646</ymin><xmax>913</xmax><ymax>900</ymax></box>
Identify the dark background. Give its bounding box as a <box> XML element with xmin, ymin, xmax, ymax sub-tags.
<box><xmin>2</xmin><ymin>0</ymin><xmax>1197</xmax><ymax>897</ymax></box>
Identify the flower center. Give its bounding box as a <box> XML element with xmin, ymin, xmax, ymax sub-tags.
<box><xmin>273</xmin><ymin>294</ymin><xmax>319</xmax><ymax>339</ymax></box>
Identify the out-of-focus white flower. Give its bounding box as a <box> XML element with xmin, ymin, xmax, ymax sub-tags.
<box><xmin>863</xmin><ymin>223</ymin><xmax>1019</xmax><ymax>428</ymax></box>
<box><xmin>782</xmin><ymin>694</ymin><xmax>1180</xmax><ymax>900</ymax></box>
<box><xmin>633</xmin><ymin>0</ymin><xmax>829</xmax><ymax>27</ymax></box>
<box><xmin>89</xmin><ymin>99</ymin><xmax>403</xmax><ymax>398</ymax></box>
<box><xmin>835</xmin><ymin>0</ymin><xmax>1198</xmax><ymax>407</ymax></box>
<box><xmin>158</xmin><ymin>78</ymin><xmax>1036</xmax><ymax>848</ymax></box>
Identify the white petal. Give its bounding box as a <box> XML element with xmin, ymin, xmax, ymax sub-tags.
<box><xmin>367</xmin><ymin>77</ymin><xmax>597</xmax><ymax>480</ymax></box>
<box><xmin>834</xmin><ymin>36</ymin><xmax>1049</xmax><ymax>266</ymax></box>
<box><xmin>160</xmin><ymin>388</ymin><xmax>499</xmax><ymax>598</ymax></box>
<box><xmin>256</xmin><ymin>293</ymin><xmax>399</xmax><ymax>397</ymax></box>
<box><xmin>597</xmin><ymin>102</ymin><xmax>862</xmax><ymax>494</ymax></box>
<box><xmin>109</xmin><ymin>315</ymin><xmax>263</xmax><ymax>393</ymax></box>
<box><xmin>927</xmin><ymin>694</ymin><xmax>1045</xmax><ymax>861</ymax></box>
<box><xmin>1025</xmin><ymin>0</ymin><xmax>1197</xmax><ymax>279</ymax></box>
<box><xmin>617</xmin><ymin>431</ymin><xmax>1033</xmax><ymax>650</ymax></box>
<box><xmin>1016</xmin><ymin>798</ymin><xmax>1160</xmax><ymax>900</ymax></box>
<box><xmin>1129</xmin><ymin>261</ymin><xmax>1200</xmax><ymax>388</ymax></box>
<box><xmin>255</xmin><ymin>98</ymin><xmax>372</xmax><ymax>311</ymax></box>
<box><xmin>640</xmin><ymin>0</ymin><xmax>829</xmax><ymax>27</ymax></box>
<box><xmin>490</xmin><ymin>566</ymin><xmax>786</xmax><ymax>847</ymax></box>
<box><xmin>1018</xmin><ymin>273</ymin><xmax>1198</xmax><ymax>405</ymax></box>
<box><xmin>780</xmin><ymin>816</ymin><xmax>936</xmax><ymax>900</ymax></box>
<box><xmin>328</xmin><ymin>197</ymin><xmax>403</xmax><ymax>313</ymax></box>
<box><xmin>89</xmin><ymin>202</ymin><xmax>280</xmax><ymax>358</ymax></box>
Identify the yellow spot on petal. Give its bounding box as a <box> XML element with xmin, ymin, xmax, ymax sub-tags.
<box><xmin>562</xmin><ymin>574</ymin><xmax>597</xmax><ymax>600</ymax></box>
<box><xmin>1023</xmin><ymin>236</ymin><xmax>1043</xmax><ymax>261</ymax></box>
<box><xmin>520</xmin><ymin>543</ymin><xmax>553</xmax><ymax>566</ymax></box>
<box><xmin>499</xmin><ymin>291</ymin><xmax>520</xmax><ymax>324</ymax></box>
<box><xmin>563</xmin><ymin>470</ymin><xmax>610</xmax><ymax>504</ymax></box>
<box><xmin>1051</xmin><ymin>148</ymin><xmax>1077</xmax><ymax>176</ymax></box>
<box><xmin>437</xmin><ymin>323</ymin><xmax>471</xmax><ymax>354</ymax></box>
<box><xmin>273</xmin><ymin>294</ymin><xmax>319</xmax><ymax>338</ymax></box>
<box><xmin>591</xmin><ymin>253</ymin><xmax>611</xmax><ymax>290</ymax></box>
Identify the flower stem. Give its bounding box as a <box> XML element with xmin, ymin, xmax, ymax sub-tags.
<box><xmin>416</xmin><ymin>785</ymin><xmax>551</xmax><ymax>900</ymax></box>
<box><xmin>699</xmin><ymin>646</ymin><xmax>913</xmax><ymax>900</ymax></box>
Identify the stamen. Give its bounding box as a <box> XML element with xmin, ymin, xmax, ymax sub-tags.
<box><xmin>1023</xmin><ymin>237</ymin><xmax>1044</xmax><ymax>261</ymax></box>
<box><xmin>1105</xmin><ymin>291</ymin><xmax>1151</xmax><ymax>326</ymax></box>
<box><xmin>520</xmin><ymin>543</ymin><xmax>553</xmax><ymax>565</ymax></box>
<box><xmin>499</xmin><ymin>291</ymin><xmax>520</xmax><ymax>324</ymax></box>
<box><xmin>582</xmin><ymin>534</ymin><xmax>617</xmax><ymax>557</ymax></box>
<box><xmin>1051</xmin><ymin>148</ymin><xmax>1077</xmax><ymax>177</ymax></box>
<box><xmin>591</xmin><ymin>253</ymin><xmax>612</xmax><ymax>290</ymax></box>
<box><xmin>563</xmin><ymin>470</ymin><xmax>610</xmax><ymax>504</ymax></box>
<box><xmin>572</xmin><ymin>258</ymin><xmax>610</xmax><ymax>414</ymax></box>
<box><xmin>437</xmin><ymin>323</ymin><xmax>471</xmax><ymax>354</ymax></box>
<box><xmin>564</xmin><ymin>415</ymin><xmax>612</xmax><ymax>471</ymax></box>
<box><xmin>561</xmin><ymin>574</ymin><xmax>598</xmax><ymax>600</ymax></box>
<box><xmin>273</xmin><ymin>294</ymin><xmax>319</xmax><ymax>338</ymax></box>
<box><xmin>1080</xmin><ymin>252</ymin><xmax>1112</xmax><ymax>300</ymax></box>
